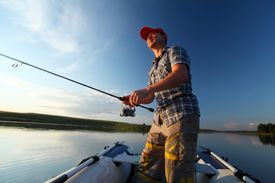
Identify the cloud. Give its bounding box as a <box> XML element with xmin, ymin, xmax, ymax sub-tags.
<box><xmin>224</xmin><ymin>122</ymin><xmax>239</xmax><ymax>130</ymax></box>
<box><xmin>248</xmin><ymin>122</ymin><xmax>258</xmax><ymax>127</ymax></box>
<box><xmin>31</xmin><ymin>86</ymin><xmax>82</xmax><ymax>107</ymax></box>
<box><xmin>223</xmin><ymin>122</ymin><xmax>258</xmax><ymax>131</ymax></box>
<box><xmin>57</xmin><ymin>62</ymin><xmax>79</xmax><ymax>74</ymax></box>
<box><xmin>86</xmin><ymin>41</ymin><xmax>112</xmax><ymax>56</ymax></box>
<box><xmin>35</xmin><ymin>87</ymin><xmax>152</xmax><ymax>124</ymax></box>
<box><xmin>0</xmin><ymin>73</ymin><xmax>152</xmax><ymax>124</ymax></box>
<box><xmin>0</xmin><ymin>0</ymin><xmax>85</xmax><ymax>54</ymax></box>
<box><xmin>248</xmin><ymin>122</ymin><xmax>258</xmax><ymax>130</ymax></box>
<box><xmin>6</xmin><ymin>76</ymin><xmax>33</xmax><ymax>89</ymax></box>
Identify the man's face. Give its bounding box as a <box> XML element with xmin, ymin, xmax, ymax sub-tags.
<box><xmin>146</xmin><ymin>32</ymin><xmax>165</xmax><ymax>49</ymax></box>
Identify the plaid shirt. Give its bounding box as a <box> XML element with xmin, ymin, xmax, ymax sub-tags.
<box><xmin>148</xmin><ymin>46</ymin><xmax>200</xmax><ymax>127</ymax></box>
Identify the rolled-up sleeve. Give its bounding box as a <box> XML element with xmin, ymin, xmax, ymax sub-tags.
<box><xmin>168</xmin><ymin>46</ymin><xmax>190</xmax><ymax>68</ymax></box>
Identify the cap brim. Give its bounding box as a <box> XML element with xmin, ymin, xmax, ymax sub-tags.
<box><xmin>140</xmin><ymin>26</ymin><xmax>168</xmax><ymax>41</ymax></box>
<box><xmin>140</xmin><ymin>26</ymin><xmax>154</xmax><ymax>41</ymax></box>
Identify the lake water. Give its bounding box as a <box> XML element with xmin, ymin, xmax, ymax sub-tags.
<box><xmin>0</xmin><ymin>126</ymin><xmax>274</xmax><ymax>183</ymax></box>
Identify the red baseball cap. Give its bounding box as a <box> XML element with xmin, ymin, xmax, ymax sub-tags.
<box><xmin>140</xmin><ymin>26</ymin><xmax>168</xmax><ymax>41</ymax></box>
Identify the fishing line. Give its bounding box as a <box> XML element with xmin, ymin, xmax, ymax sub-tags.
<box><xmin>0</xmin><ymin>52</ymin><xmax>154</xmax><ymax>113</ymax></box>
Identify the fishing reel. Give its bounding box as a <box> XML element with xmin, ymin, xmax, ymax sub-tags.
<box><xmin>120</xmin><ymin>105</ymin><xmax>136</xmax><ymax>117</ymax></box>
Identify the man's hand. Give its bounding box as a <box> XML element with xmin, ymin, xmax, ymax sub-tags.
<box><xmin>122</xmin><ymin>87</ymin><xmax>155</xmax><ymax>107</ymax></box>
<box><xmin>121</xmin><ymin>95</ymin><xmax>134</xmax><ymax>107</ymax></box>
<box><xmin>129</xmin><ymin>87</ymin><xmax>152</xmax><ymax>106</ymax></box>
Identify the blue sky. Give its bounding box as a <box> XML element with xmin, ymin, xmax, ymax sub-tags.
<box><xmin>0</xmin><ymin>0</ymin><xmax>274</xmax><ymax>130</ymax></box>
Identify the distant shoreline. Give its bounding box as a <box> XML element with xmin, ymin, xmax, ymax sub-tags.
<box><xmin>0</xmin><ymin>111</ymin><xmax>260</xmax><ymax>134</ymax></box>
<box><xmin>199</xmin><ymin>129</ymin><xmax>258</xmax><ymax>135</ymax></box>
<box><xmin>0</xmin><ymin>120</ymin><xmax>111</xmax><ymax>131</ymax></box>
<box><xmin>0</xmin><ymin>111</ymin><xmax>150</xmax><ymax>133</ymax></box>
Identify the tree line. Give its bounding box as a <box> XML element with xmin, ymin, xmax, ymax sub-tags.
<box><xmin>257</xmin><ymin>123</ymin><xmax>275</xmax><ymax>134</ymax></box>
<box><xmin>0</xmin><ymin>111</ymin><xmax>150</xmax><ymax>133</ymax></box>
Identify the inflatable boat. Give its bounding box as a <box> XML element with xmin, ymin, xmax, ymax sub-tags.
<box><xmin>45</xmin><ymin>142</ymin><xmax>260</xmax><ymax>183</ymax></box>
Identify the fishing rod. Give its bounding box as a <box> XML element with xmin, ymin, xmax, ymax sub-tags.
<box><xmin>0</xmin><ymin>52</ymin><xmax>154</xmax><ymax>113</ymax></box>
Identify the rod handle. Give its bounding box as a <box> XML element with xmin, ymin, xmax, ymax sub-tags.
<box><xmin>138</xmin><ymin>104</ymin><xmax>154</xmax><ymax>112</ymax></box>
<box><xmin>119</xmin><ymin>97</ymin><xmax>154</xmax><ymax>112</ymax></box>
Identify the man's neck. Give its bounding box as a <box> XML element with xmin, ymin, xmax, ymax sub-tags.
<box><xmin>152</xmin><ymin>47</ymin><xmax>165</xmax><ymax>58</ymax></box>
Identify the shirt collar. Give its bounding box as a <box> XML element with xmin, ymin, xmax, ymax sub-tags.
<box><xmin>152</xmin><ymin>47</ymin><xmax>168</xmax><ymax>64</ymax></box>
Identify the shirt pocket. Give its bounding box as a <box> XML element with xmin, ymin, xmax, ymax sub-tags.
<box><xmin>148</xmin><ymin>67</ymin><xmax>154</xmax><ymax>85</ymax></box>
<box><xmin>157</xmin><ymin>58</ymin><xmax>172</xmax><ymax>78</ymax></box>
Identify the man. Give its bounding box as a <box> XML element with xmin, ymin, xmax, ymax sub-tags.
<box><xmin>123</xmin><ymin>26</ymin><xmax>200</xmax><ymax>183</ymax></box>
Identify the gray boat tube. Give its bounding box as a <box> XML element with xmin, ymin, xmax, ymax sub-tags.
<box><xmin>44</xmin><ymin>142</ymin><xmax>121</xmax><ymax>183</ymax></box>
<box><xmin>200</xmin><ymin>146</ymin><xmax>261</xmax><ymax>183</ymax></box>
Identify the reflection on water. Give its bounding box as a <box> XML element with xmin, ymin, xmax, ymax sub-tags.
<box><xmin>1</xmin><ymin>127</ymin><xmax>275</xmax><ymax>183</ymax></box>
<box><xmin>198</xmin><ymin>132</ymin><xmax>275</xmax><ymax>183</ymax></box>
<box><xmin>0</xmin><ymin>126</ymin><xmax>147</xmax><ymax>183</ymax></box>
<box><xmin>258</xmin><ymin>134</ymin><xmax>275</xmax><ymax>146</ymax></box>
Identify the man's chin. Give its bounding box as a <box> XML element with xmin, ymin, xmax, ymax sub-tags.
<box><xmin>148</xmin><ymin>43</ymin><xmax>156</xmax><ymax>49</ymax></box>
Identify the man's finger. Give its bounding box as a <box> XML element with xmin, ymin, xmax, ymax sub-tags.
<box><xmin>129</xmin><ymin>94</ymin><xmax>137</xmax><ymax>106</ymax></box>
<box><xmin>129</xmin><ymin>94</ymin><xmax>134</xmax><ymax>106</ymax></box>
